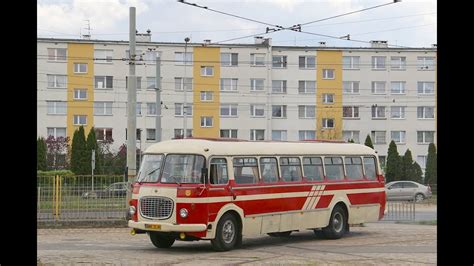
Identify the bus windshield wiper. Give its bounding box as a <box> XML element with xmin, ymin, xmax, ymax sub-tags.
<box><xmin>138</xmin><ymin>167</ymin><xmax>161</xmax><ymax>182</ymax></box>
<box><xmin>170</xmin><ymin>175</ymin><xmax>181</xmax><ymax>186</ymax></box>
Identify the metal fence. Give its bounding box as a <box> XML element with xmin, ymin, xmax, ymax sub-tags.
<box><xmin>37</xmin><ymin>175</ymin><xmax>128</xmax><ymax>223</ymax></box>
<box><xmin>383</xmin><ymin>198</ymin><xmax>416</xmax><ymax>221</ymax></box>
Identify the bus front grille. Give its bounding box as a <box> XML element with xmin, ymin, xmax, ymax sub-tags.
<box><xmin>139</xmin><ymin>197</ymin><xmax>174</xmax><ymax>220</ymax></box>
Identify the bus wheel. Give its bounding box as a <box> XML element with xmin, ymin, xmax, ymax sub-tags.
<box><xmin>267</xmin><ymin>231</ymin><xmax>292</xmax><ymax>237</ymax></box>
<box><xmin>322</xmin><ymin>205</ymin><xmax>347</xmax><ymax>239</ymax></box>
<box><xmin>211</xmin><ymin>213</ymin><xmax>241</xmax><ymax>251</ymax></box>
<box><xmin>149</xmin><ymin>232</ymin><xmax>175</xmax><ymax>248</ymax></box>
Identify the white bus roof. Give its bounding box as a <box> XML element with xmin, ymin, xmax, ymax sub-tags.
<box><xmin>144</xmin><ymin>138</ymin><xmax>377</xmax><ymax>157</ymax></box>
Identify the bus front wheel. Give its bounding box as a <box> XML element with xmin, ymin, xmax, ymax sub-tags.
<box><xmin>149</xmin><ymin>232</ymin><xmax>175</xmax><ymax>248</ymax></box>
<box><xmin>211</xmin><ymin>213</ymin><xmax>241</xmax><ymax>251</ymax></box>
<box><xmin>322</xmin><ymin>205</ymin><xmax>347</xmax><ymax>239</ymax></box>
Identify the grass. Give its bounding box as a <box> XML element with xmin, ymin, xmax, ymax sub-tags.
<box><xmin>396</xmin><ymin>220</ymin><xmax>437</xmax><ymax>226</ymax></box>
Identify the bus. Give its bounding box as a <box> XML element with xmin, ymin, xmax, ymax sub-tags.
<box><xmin>127</xmin><ymin>138</ymin><xmax>386</xmax><ymax>251</ymax></box>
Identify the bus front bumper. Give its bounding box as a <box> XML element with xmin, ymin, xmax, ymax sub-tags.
<box><xmin>128</xmin><ymin>220</ymin><xmax>207</xmax><ymax>232</ymax></box>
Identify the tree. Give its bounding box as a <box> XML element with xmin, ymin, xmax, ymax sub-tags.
<box><xmin>412</xmin><ymin>161</ymin><xmax>423</xmax><ymax>184</ymax></box>
<box><xmin>364</xmin><ymin>135</ymin><xmax>374</xmax><ymax>149</ymax></box>
<box><xmin>424</xmin><ymin>143</ymin><xmax>437</xmax><ymax>185</ymax></box>
<box><xmin>385</xmin><ymin>141</ymin><xmax>402</xmax><ymax>182</ymax></box>
<box><xmin>37</xmin><ymin>137</ymin><xmax>47</xmax><ymax>171</ymax></box>
<box><xmin>45</xmin><ymin>136</ymin><xmax>70</xmax><ymax>170</ymax></box>
<box><xmin>70</xmin><ymin>126</ymin><xmax>88</xmax><ymax>174</ymax></box>
<box><xmin>401</xmin><ymin>149</ymin><xmax>415</xmax><ymax>181</ymax></box>
<box><xmin>98</xmin><ymin>138</ymin><xmax>114</xmax><ymax>175</ymax></box>
<box><xmin>86</xmin><ymin>127</ymin><xmax>102</xmax><ymax>175</ymax></box>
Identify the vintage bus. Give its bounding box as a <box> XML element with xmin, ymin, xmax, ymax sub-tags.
<box><xmin>127</xmin><ymin>138</ymin><xmax>386</xmax><ymax>251</ymax></box>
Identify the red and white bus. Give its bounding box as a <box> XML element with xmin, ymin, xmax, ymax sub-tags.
<box><xmin>128</xmin><ymin>138</ymin><xmax>386</xmax><ymax>251</ymax></box>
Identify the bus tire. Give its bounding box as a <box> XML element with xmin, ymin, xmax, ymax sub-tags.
<box><xmin>267</xmin><ymin>231</ymin><xmax>292</xmax><ymax>237</ymax></box>
<box><xmin>149</xmin><ymin>232</ymin><xmax>175</xmax><ymax>248</ymax></box>
<box><xmin>211</xmin><ymin>213</ymin><xmax>241</xmax><ymax>251</ymax></box>
<box><xmin>322</xmin><ymin>205</ymin><xmax>347</xmax><ymax>239</ymax></box>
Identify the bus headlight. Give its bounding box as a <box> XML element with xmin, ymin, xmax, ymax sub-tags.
<box><xmin>129</xmin><ymin>206</ymin><xmax>136</xmax><ymax>216</ymax></box>
<box><xmin>180</xmin><ymin>208</ymin><xmax>188</xmax><ymax>218</ymax></box>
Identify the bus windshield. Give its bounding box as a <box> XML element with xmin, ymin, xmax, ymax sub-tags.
<box><xmin>160</xmin><ymin>154</ymin><xmax>205</xmax><ymax>184</ymax></box>
<box><xmin>136</xmin><ymin>154</ymin><xmax>164</xmax><ymax>183</ymax></box>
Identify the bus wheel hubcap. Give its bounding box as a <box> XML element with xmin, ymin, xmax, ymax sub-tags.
<box><xmin>333</xmin><ymin>213</ymin><xmax>343</xmax><ymax>232</ymax></box>
<box><xmin>222</xmin><ymin>220</ymin><xmax>235</xmax><ymax>244</ymax></box>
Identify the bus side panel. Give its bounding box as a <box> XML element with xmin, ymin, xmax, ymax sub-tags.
<box><xmin>242</xmin><ymin>216</ymin><xmax>263</xmax><ymax>236</ymax></box>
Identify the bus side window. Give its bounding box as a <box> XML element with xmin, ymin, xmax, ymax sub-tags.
<box><xmin>280</xmin><ymin>157</ymin><xmax>302</xmax><ymax>182</ymax></box>
<box><xmin>303</xmin><ymin>157</ymin><xmax>324</xmax><ymax>181</ymax></box>
<box><xmin>363</xmin><ymin>157</ymin><xmax>377</xmax><ymax>180</ymax></box>
<box><xmin>260</xmin><ymin>157</ymin><xmax>279</xmax><ymax>183</ymax></box>
<box><xmin>233</xmin><ymin>158</ymin><xmax>259</xmax><ymax>184</ymax></box>
<box><xmin>324</xmin><ymin>157</ymin><xmax>344</xmax><ymax>180</ymax></box>
<box><xmin>345</xmin><ymin>157</ymin><xmax>364</xmax><ymax>180</ymax></box>
<box><xmin>210</xmin><ymin>158</ymin><xmax>228</xmax><ymax>185</ymax></box>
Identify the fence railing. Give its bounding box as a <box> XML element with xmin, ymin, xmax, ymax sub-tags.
<box><xmin>383</xmin><ymin>197</ymin><xmax>416</xmax><ymax>221</ymax></box>
<box><xmin>37</xmin><ymin>175</ymin><xmax>128</xmax><ymax>223</ymax></box>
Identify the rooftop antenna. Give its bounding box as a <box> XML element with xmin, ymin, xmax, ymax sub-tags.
<box><xmin>82</xmin><ymin>20</ymin><xmax>91</xmax><ymax>39</ymax></box>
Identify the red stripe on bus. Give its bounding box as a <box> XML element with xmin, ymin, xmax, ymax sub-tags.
<box><xmin>347</xmin><ymin>192</ymin><xmax>386</xmax><ymax>205</ymax></box>
<box><xmin>315</xmin><ymin>195</ymin><xmax>334</xmax><ymax>209</ymax></box>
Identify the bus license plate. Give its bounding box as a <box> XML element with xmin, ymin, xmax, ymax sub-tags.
<box><xmin>145</xmin><ymin>224</ymin><xmax>161</xmax><ymax>230</ymax></box>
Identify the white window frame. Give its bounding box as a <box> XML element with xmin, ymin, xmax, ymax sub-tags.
<box><xmin>272</xmin><ymin>55</ymin><xmax>287</xmax><ymax>68</ymax></box>
<box><xmin>372</xmin><ymin>106</ymin><xmax>386</xmax><ymax>119</ymax></box>
<box><xmin>146</xmin><ymin>128</ymin><xmax>156</xmax><ymax>141</ymax></box>
<box><xmin>371</xmin><ymin>131</ymin><xmax>386</xmax><ymax>144</ymax></box>
<box><xmin>372</xmin><ymin>56</ymin><xmax>386</xmax><ymax>70</ymax></box>
<box><xmin>298</xmin><ymin>80</ymin><xmax>316</xmax><ymax>94</ymax></box>
<box><xmin>322</xmin><ymin>69</ymin><xmax>335</xmax><ymax>79</ymax></box>
<box><xmin>147</xmin><ymin>102</ymin><xmax>157</xmax><ymax>116</ymax></box>
<box><xmin>250</xmin><ymin>129</ymin><xmax>265</xmax><ymax>141</ymax></box>
<box><xmin>416</xmin><ymin>155</ymin><xmax>427</xmax><ymax>170</ymax></box>
<box><xmin>343</xmin><ymin>81</ymin><xmax>360</xmax><ymax>94</ymax></box>
<box><xmin>342</xmin><ymin>56</ymin><xmax>360</xmax><ymax>70</ymax></box>
<box><xmin>322</xmin><ymin>118</ymin><xmax>335</xmax><ymax>129</ymax></box>
<box><xmin>94</xmin><ymin>101</ymin><xmax>113</xmax><ymax>116</ymax></box>
<box><xmin>126</xmin><ymin>76</ymin><xmax>142</xmax><ymax>90</ymax></box>
<box><xmin>250</xmin><ymin>53</ymin><xmax>266</xmax><ymax>66</ymax></box>
<box><xmin>174</xmin><ymin>129</ymin><xmax>193</xmax><ymax>138</ymax></box>
<box><xmin>146</xmin><ymin>77</ymin><xmax>156</xmax><ymax>90</ymax></box>
<box><xmin>200</xmin><ymin>66</ymin><xmax>214</xmax><ymax>76</ymax></box>
<box><xmin>73</xmin><ymin>115</ymin><xmax>87</xmax><ymax>126</ymax></box>
<box><xmin>417</xmin><ymin>131</ymin><xmax>435</xmax><ymax>144</ymax></box>
<box><xmin>220</xmin><ymin>78</ymin><xmax>238</xmax><ymax>92</ymax></box>
<box><xmin>250</xmin><ymin>104</ymin><xmax>265</xmax><ymax>117</ymax></box>
<box><xmin>417</xmin><ymin>82</ymin><xmax>435</xmax><ymax>95</ymax></box>
<box><xmin>272</xmin><ymin>80</ymin><xmax>287</xmax><ymax>94</ymax></box>
<box><xmin>250</xmin><ymin>79</ymin><xmax>265</xmax><ymax>91</ymax></box>
<box><xmin>221</xmin><ymin>53</ymin><xmax>238</xmax><ymax>67</ymax></box>
<box><xmin>299</xmin><ymin>130</ymin><xmax>316</xmax><ymax>140</ymax></box>
<box><xmin>322</xmin><ymin>94</ymin><xmax>334</xmax><ymax>104</ymax></box>
<box><xmin>299</xmin><ymin>56</ymin><xmax>316</xmax><ymax>69</ymax></box>
<box><xmin>372</xmin><ymin>81</ymin><xmax>386</xmax><ymax>94</ymax></box>
<box><xmin>95</xmin><ymin>128</ymin><xmax>113</xmax><ymax>141</ymax></box>
<box><xmin>298</xmin><ymin>105</ymin><xmax>315</xmax><ymax>119</ymax></box>
<box><xmin>175</xmin><ymin>103</ymin><xmax>193</xmax><ymax>116</ymax></box>
<box><xmin>47</xmin><ymin>48</ymin><xmax>67</xmax><ymax>61</ymax></box>
<box><xmin>391</xmin><ymin>56</ymin><xmax>406</xmax><ymax>70</ymax></box>
<box><xmin>417</xmin><ymin>56</ymin><xmax>435</xmax><ymax>70</ymax></box>
<box><xmin>200</xmin><ymin>91</ymin><xmax>213</xmax><ymax>101</ymax></box>
<box><xmin>175</xmin><ymin>52</ymin><xmax>193</xmax><ymax>65</ymax></box>
<box><xmin>47</xmin><ymin>75</ymin><xmax>67</xmax><ymax>89</ymax></box>
<box><xmin>417</xmin><ymin>106</ymin><xmax>435</xmax><ymax>119</ymax></box>
<box><xmin>94</xmin><ymin>49</ymin><xmax>113</xmax><ymax>63</ymax></box>
<box><xmin>391</xmin><ymin>81</ymin><xmax>406</xmax><ymax>94</ymax></box>
<box><xmin>342</xmin><ymin>131</ymin><xmax>360</xmax><ymax>143</ymax></box>
<box><xmin>73</xmin><ymin>89</ymin><xmax>87</xmax><ymax>100</ymax></box>
<box><xmin>271</xmin><ymin>130</ymin><xmax>287</xmax><ymax>141</ymax></box>
<box><xmin>94</xmin><ymin>76</ymin><xmax>113</xmax><ymax>89</ymax></box>
<box><xmin>271</xmin><ymin>105</ymin><xmax>287</xmax><ymax>118</ymax></box>
<box><xmin>175</xmin><ymin>77</ymin><xmax>193</xmax><ymax>91</ymax></box>
<box><xmin>390</xmin><ymin>106</ymin><xmax>406</xmax><ymax>119</ymax></box>
<box><xmin>46</xmin><ymin>101</ymin><xmax>67</xmax><ymax>115</ymax></box>
<box><xmin>73</xmin><ymin>63</ymin><xmax>88</xmax><ymax>74</ymax></box>
<box><xmin>342</xmin><ymin>106</ymin><xmax>359</xmax><ymax>119</ymax></box>
<box><xmin>47</xmin><ymin>127</ymin><xmax>67</xmax><ymax>138</ymax></box>
<box><xmin>391</xmin><ymin>131</ymin><xmax>406</xmax><ymax>144</ymax></box>
<box><xmin>220</xmin><ymin>129</ymin><xmax>238</xmax><ymax>139</ymax></box>
<box><xmin>144</xmin><ymin>50</ymin><xmax>159</xmax><ymax>65</ymax></box>
<box><xmin>220</xmin><ymin>104</ymin><xmax>238</xmax><ymax>117</ymax></box>
<box><xmin>200</xmin><ymin>116</ymin><xmax>213</xmax><ymax>127</ymax></box>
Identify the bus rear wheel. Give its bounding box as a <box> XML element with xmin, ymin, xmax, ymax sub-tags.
<box><xmin>149</xmin><ymin>232</ymin><xmax>175</xmax><ymax>248</ymax></box>
<box><xmin>322</xmin><ymin>205</ymin><xmax>347</xmax><ymax>239</ymax></box>
<box><xmin>211</xmin><ymin>213</ymin><xmax>241</xmax><ymax>251</ymax></box>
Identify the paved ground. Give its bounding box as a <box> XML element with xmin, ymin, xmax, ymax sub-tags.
<box><xmin>37</xmin><ymin>222</ymin><xmax>436</xmax><ymax>265</ymax></box>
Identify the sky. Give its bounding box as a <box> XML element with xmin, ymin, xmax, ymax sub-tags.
<box><xmin>37</xmin><ymin>0</ymin><xmax>437</xmax><ymax>48</ymax></box>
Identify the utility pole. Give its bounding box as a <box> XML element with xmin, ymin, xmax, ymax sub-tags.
<box><xmin>155</xmin><ymin>55</ymin><xmax>162</xmax><ymax>142</ymax></box>
<box><xmin>183</xmin><ymin>37</ymin><xmax>190</xmax><ymax>138</ymax></box>
<box><xmin>127</xmin><ymin>7</ymin><xmax>137</xmax><ymax>201</ymax></box>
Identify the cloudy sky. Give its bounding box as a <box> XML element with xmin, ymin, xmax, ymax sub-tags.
<box><xmin>37</xmin><ymin>0</ymin><xmax>436</xmax><ymax>48</ymax></box>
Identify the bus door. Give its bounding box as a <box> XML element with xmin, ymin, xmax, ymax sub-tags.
<box><xmin>208</xmin><ymin>158</ymin><xmax>232</xmax><ymax>220</ymax></box>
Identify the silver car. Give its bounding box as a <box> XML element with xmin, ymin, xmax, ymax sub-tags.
<box><xmin>385</xmin><ymin>181</ymin><xmax>432</xmax><ymax>202</ymax></box>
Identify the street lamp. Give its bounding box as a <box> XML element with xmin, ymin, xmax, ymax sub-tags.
<box><xmin>183</xmin><ymin>37</ymin><xmax>190</xmax><ymax>138</ymax></box>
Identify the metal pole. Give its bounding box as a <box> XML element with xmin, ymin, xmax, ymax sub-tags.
<box><xmin>127</xmin><ymin>7</ymin><xmax>137</xmax><ymax>202</ymax></box>
<box><xmin>91</xmin><ymin>149</ymin><xmax>95</xmax><ymax>191</ymax></box>
<box><xmin>183</xmin><ymin>37</ymin><xmax>190</xmax><ymax>138</ymax></box>
<box><xmin>156</xmin><ymin>56</ymin><xmax>162</xmax><ymax>142</ymax></box>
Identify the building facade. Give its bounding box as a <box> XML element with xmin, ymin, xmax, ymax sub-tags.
<box><xmin>37</xmin><ymin>37</ymin><xmax>436</xmax><ymax>172</ymax></box>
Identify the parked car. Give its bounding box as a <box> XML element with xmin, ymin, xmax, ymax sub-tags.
<box><xmin>81</xmin><ymin>182</ymin><xmax>128</xmax><ymax>199</ymax></box>
<box><xmin>385</xmin><ymin>181</ymin><xmax>432</xmax><ymax>202</ymax></box>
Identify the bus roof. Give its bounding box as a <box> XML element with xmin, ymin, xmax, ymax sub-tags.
<box><xmin>144</xmin><ymin>138</ymin><xmax>377</xmax><ymax>157</ymax></box>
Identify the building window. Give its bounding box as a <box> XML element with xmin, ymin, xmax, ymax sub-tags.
<box><xmin>250</xmin><ymin>129</ymin><xmax>265</xmax><ymax>141</ymax></box>
<box><xmin>47</xmin><ymin>101</ymin><xmax>67</xmax><ymax>115</ymax></box>
<box><xmin>47</xmin><ymin>127</ymin><xmax>66</xmax><ymax>138</ymax></box>
<box><xmin>250</xmin><ymin>104</ymin><xmax>265</xmax><ymax>117</ymax></box>
<box><xmin>249</xmin><ymin>79</ymin><xmax>264</xmax><ymax>91</ymax></box>
<box><xmin>299</xmin><ymin>130</ymin><xmax>316</xmax><ymax>140</ymax></box>
<box><xmin>146</xmin><ymin>129</ymin><xmax>156</xmax><ymax>141</ymax></box>
<box><xmin>272</xmin><ymin>55</ymin><xmax>287</xmax><ymax>68</ymax></box>
<box><xmin>250</xmin><ymin>53</ymin><xmax>266</xmax><ymax>66</ymax></box>
<box><xmin>174</xmin><ymin>129</ymin><xmax>193</xmax><ymax>138</ymax></box>
<box><xmin>417</xmin><ymin>155</ymin><xmax>427</xmax><ymax>170</ymax></box>
<box><xmin>272</xmin><ymin>105</ymin><xmax>287</xmax><ymax>118</ymax></box>
<box><xmin>298</xmin><ymin>105</ymin><xmax>315</xmax><ymax>118</ymax></box>
<box><xmin>417</xmin><ymin>131</ymin><xmax>435</xmax><ymax>144</ymax></box>
<box><xmin>200</xmin><ymin>91</ymin><xmax>213</xmax><ymax>101</ymax></box>
<box><xmin>221</xmin><ymin>53</ymin><xmax>238</xmax><ymax>66</ymax></box>
<box><xmin>125</xmin><ymin>49</ymin><xmax>143</xmax><ymax>61</ymax></box>
<box><xmin>200</xmin><ymin>116</ymin><xmax>213</xmax><ymax>127</ymax></box>
<box><xmin>322</xmin><ymin>69</ymin><xmax>335</xmax><ymax>79</ymax></box>
<box><xmin>94</xmin><ymin>49</ymin><xmax>113</xmax><ymax>63</ymax></box>
<box><xmin>417</xmin><ymin>106</ymin><xmax>435</xmax><ymax>119</ymax></box>
<box><xmin>272</xmin><ymin>130</ymin><xmax>287</xmax><ymax>141</ymax></box>
<box><xmin>371</xmin><ymin>131</ymin><xmax>386</xmax><ymax>144</ymax></box>
<box><xmin>175</xmin><ymin>103</ymin><xmax>193</xmax><ymax>116</ymax></box>
<box><xmin>175</xmin><ymin>77</ymin><xmax>193</xmax><ymax>91</ymax></box>
<box><xmin>94</xmin><ymin>101</ymin><xmax>113</xmax><ymax>116</ymax></box>
<box><xmin>94</xmin><ymin>76</ymin><xmax>113</xmax><ymax>89</ymax></box>
<box><xmin>147</xmin><ymin>102</ymin><xmax>157</xmax><ymax>116</ymax></box>
<box><xmin>175</xmin><ymin>52</ymin><xmax>193</xmax><ymax>65</ymax></box>
<box><xmin>125</xmin><ymin>76</ymin><xmax>142</xmax><ymax>90</ymax></box>
<box><xmin>371</xmin><ymin>105</ymin><xmax>386</xmax><ymax>119</ymax></box>
<box><xmin>417</xmin><ymin>56</ymin><xmax>435</xmax><ymax>70</ymax></box>
<box><xmin>378</xmin><ymin>156</ymin><xmax>386</xmax><ymax>170</ymax></box>
<box><xmin>372</xmin><ymin>81</ymin><xmax>386</xmax><ymax>94</ymax></box>
<box><xmin>200</xmin><ymin>66</ymin><xmax>214</xmax><ymax>76</ymax></box>
<box><xmin>220</xmin><ymin>104</ymin><xmax>238</xmax><ymax>117</ymax></box>
<box><xmin>390</xmin><ymin>106</ymin><xmax>406</xmax><ymax>119</ymax></box>
<box><xmin>391</xmin><ymin>56</ymin><xmax>406</xmax><ymax>70</ymax></box>
<box><xmin>73</xmin><ymin>89</ymin><xmax>87</xmax><ymax>100</ymax></box>
<box><xmin>343</xmin><ymin>106</ymin><xmax>359</xmax><ymax>118</ymax></box>
<box><xmin>220</xmin><ymin>78</ymin><xmax>238</xmax><ymax>92</ymax></box>
<box><xmin>343</xmin><ymin>81</ymin><xmax>360</xmax><ymax>94</ymax></box>
<box><xmin>73</xmin><ymin>115</ymin><xmax>87</xmax><ymax>125</ymax></box>
<box><xmin>136</xmin><ymin>102</ymin><xmax>142</xmax><ymax>116</ymax></box>
<box><xmin>372</xmin><ymin>56</ymin><xmax>386</xmax><ymax>70</ymax></box>
<box><xmin>417</xmin><ymin>82</ymin><xmax>435</xmax><ymax>95</ymax></box>
<box><xmin>322</xmin><ymin>94</ymin><xmax>334</xmax><ymax>104</ymax></box>
<box><xmin>73</xmin><ymin>63</ymin><xmax>88</xmax><ymax>74</ymax></box>
<box><xmin>299</xmin><ymin>56</ymin><xmax>316</xmax><ymax>69</ymax></box>
<box><xmin>144</xmin><ymin>50</ymin><xmax>159</xmax><ymax>64</ymax></box>
<box><xmin>298</xmin><ymin>81</ymin><xmax>316</xmax><ymax>94</ymax></box>
<box><xmin>47</xmin><ymin>75</ymin><xmax>67</xmax><ymax>88</ymax></box>
<box><xmin>322</xmin><ymin>118</ymin><xmax>334</xmax><ymax>128</ymax></box>
<box><xmin>125</xmin><ymin>128</ymin><xmax>142</xmax><ymax>141</ymax></box>
<box><xmin>147</xmin><ymin>77</ymin><xmax>156</xmax><ymax>90</ymax></box>
<box><xmin>47</xmin><ymin>48</ymin><xmax>67</xmax><ymax>61</ymax></box>
<box><xmin>391</xmin><ymin>82</ymin><xmax>406</xmax><ymax>94</ymax></box>
<box><xmin>343</xmin><ymin>131</ymin><xmax>360</xmax><ymax>143</ymax></box>
<box><xmin>391</xmin><ymin>131</ymin><xmax>406</xmax><ymax>144</ymax></box>
<box><xmin>272</xmin><ymin>80</ymin><xmax>287</xmax><ymax>93</ymax></box>
<box><xmin>95</xmin><ymin>128</ymin><xmax>113</xmax><ymax>141</ymax></box>
<box><xmin>343</xmin><ymin>56</ymin><xmax>360</xmax><ymax>69</ymax></box>
<box><xmin>220</xmin><ymin>129</ymin><xmax>238</xmax><ymax>139</ymax></box>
